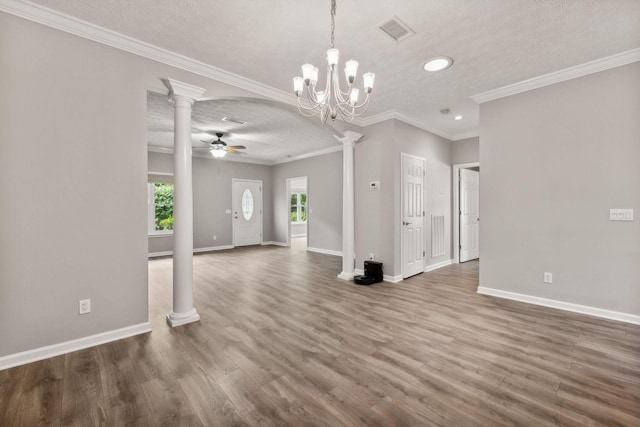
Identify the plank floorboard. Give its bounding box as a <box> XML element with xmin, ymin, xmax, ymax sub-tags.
<box><xmin>1</xmin><ymin>238</ymin><xmax>639</xmax><ymax>426</ymax></box>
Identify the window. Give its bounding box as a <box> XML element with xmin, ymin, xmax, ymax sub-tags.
<box><xmin>148</xmin><ymin>182</ymin><xmax>174</xmax><ymax>235</ymax></box>
<box><xmin>290</xmin><ymin>192</ymin><xmax>307</xmax><ymax>223</ymax></box>
<box><xmin>241</xmin><ymin>188</ymin><xmax>254</xmax><ymax>221</ymax></box>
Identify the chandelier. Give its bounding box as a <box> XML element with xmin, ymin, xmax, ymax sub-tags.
<box><xmin>293</xmin><ymin>0</ymin><xmax>375</xmax><ymax>123</ymax></box>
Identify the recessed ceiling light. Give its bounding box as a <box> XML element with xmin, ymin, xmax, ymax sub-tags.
<box><xmin>454</xmin><ymin>115</ymin><xmax>463</xmax><ymax>120</ymax></box>
<box><xmin>423</xmin><ymin>56</ymin><xmax>453</xmax><ymax>72</ymax></box>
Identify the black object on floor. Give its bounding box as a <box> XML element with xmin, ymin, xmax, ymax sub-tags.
<box><xmin>354</xmin><ymin>261</ymin><xmax>383</xmax><ymax>285</ymax></box>
<box><xmin>354</xmin><ymin>275</ymin><xmax>376</xmax><ymax>285</ymax></box>
<box><xmin>364</xmin><ymin>261</ymin><xmax>383</xmax><ymax>283</ymax></box>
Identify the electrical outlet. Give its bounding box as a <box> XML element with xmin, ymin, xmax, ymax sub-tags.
<box><xmin>79</xmin><ymin>299</ymin><xmax>91</xmax><ymax>314</ymax></box>
<box><xmin>369</xmin><ymin>253</ymin><xmax>374</xmax><ymax>260</ymax></box>
<box><xmin>543</xmin><ymin>272</ymin><xmax>552</xmax><ymax>284</ymax></box>
<box><xmin>213</xmin><ymin>235</ymin><xmax>217</xmax><ymax>241</ymax></box>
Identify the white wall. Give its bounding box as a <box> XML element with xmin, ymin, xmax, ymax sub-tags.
<box><xmin>272</xmin><ymin>152</ymin><xmax>343</xmax><ymax>252</ymax></box>
<box><xmin>355</xmin><ymin>119</ymin><xmax>453</xmax><ymax>277</ymax></box>
<box><xmin>148</xmin><ymin>152</ymin><xmax>273</xmax><ymax>254</ymax></box>
<box><xmin>0</xmin><ymin>12</ymin><xmax>271</xmax><ymax>358</ymax></box>
<box><xmin>480</xmin><ymin>62</ymin><xmax>640</xmax><ymax>316</ymax></box>
<box><xmin>452</xmin><ymin>137</ymin><xmax>479</xmax><ymax>164</ymax></box>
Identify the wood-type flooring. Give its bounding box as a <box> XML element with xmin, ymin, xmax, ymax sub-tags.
<box><xmin>1</xmin><ymin>238</ymin><xmax>639</xmax><ymax>426</ymax></box>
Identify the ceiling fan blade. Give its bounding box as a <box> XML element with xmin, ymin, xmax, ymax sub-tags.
<box><xmin>226</xmin><ymin>145</ymin><xmax>246</xmax><ymax>150</ymax></box>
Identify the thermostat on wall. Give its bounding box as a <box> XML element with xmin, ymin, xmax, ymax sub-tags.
<box><xmin>369</xmin><ymin>181</ymin><xmax>380</xmax><ymax>190</ymax></box>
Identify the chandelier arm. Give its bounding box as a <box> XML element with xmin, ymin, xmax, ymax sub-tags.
<box><xmin>351</xmin><ymin>92</ymin><xmax>372</xmax><ymax>110</ymax></box>
<box><xmin>297</xmin><ymin>96</ymin><xmax>325</xmax><ymax>113</ymax></box>
<box><xmin>335</xmin><ymin>102</ymin><xmax>357</xmax><ymax>119</ymax></box>
<box><xmin>331</xmin><ymin>70</ymin><xmax>350</xmax><ymax>105</ymax></box>
<box><xmin>296</xmin><ymin>98</ymin><xmax>324</xmax><ymax>117</ymax></box>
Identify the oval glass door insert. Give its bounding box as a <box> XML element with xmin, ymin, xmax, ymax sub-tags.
<box><xmin>241</xmin><ymin>188</ymin><xmax>254</xmax><ymax>221</ymax></box>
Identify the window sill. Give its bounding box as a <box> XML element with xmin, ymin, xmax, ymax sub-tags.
<box><xmin>149</xmin><ymin>232</ymin><xmax>173</xmax><ymax>238</ymax></box>
<box><xmin>291</xmin><ymin>222</ymin><xmax>307</xmax><ymax>225</ymax></box>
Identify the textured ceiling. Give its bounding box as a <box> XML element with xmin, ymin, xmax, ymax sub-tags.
<box><xmin>147</xmin><ymin>92</ymin><xmax>340</xmax><ymax>162</ymax></box>
<box><xmin>27</xmin><ymin>0</ymin><xmax>640</xmax><ymax>143</ymax></box>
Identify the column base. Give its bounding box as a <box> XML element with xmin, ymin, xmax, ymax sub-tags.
<box><xmin>166</xmin><ymin>308</ymin><xmax>200</xmax><ymax>327</ymax></box>
<box><xmin>337</xmin><ymin>271</ymin><xmax>355</xmax><ymax>281</ymax></box>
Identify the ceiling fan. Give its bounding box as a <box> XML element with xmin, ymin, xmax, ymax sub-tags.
<box><xmin>194</xmin><ymin>132</ymin><xmax>247</xmax><ymax>158</ymax></box>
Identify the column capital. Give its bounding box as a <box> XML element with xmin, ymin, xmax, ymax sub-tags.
<box><xmin>338</xmin><ymin>131</ymin><xmax>364</xmax><ymax>146</ymax></box>
<box><xmin>167</xmin><ymin>78</ymin><xmax>206</xmax><ymax>102</ymax></box>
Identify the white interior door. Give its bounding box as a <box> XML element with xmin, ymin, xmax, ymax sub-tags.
<box><xmin>459</xmin><ymin>168</ymin><xmax>479</xmax><ymax>262</ymax></box>
<box><xmin>402</xmin><ymin>154</ymin><xmax>425</xmax><ymax>278</ymax></box>
<box><xmin>233</xmin><ymin>179</ymin><xmax>262</xmax><ymax>246</ymax></box>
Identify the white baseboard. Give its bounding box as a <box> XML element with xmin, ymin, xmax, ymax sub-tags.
<box><xmin>477</xmin><ymin>287</ymin><xmax>640</xmax><ymax>325</ymax></box>
<box><xmin>149</xmin><ymin>245</ymin><xmax>234</xmax><ymax>258</ymax></box>
<box><xmin>0</xmin><ymin>322</ymin><xmax>152</xmax><ymax>370</ymax></box>
<box><xmin>194</xmin><ymin>245</ymin><xmax>234</xmax><ymax>253</ymax></box>
<box><xmin>425</xmin><ymin>259</ymin><xmax>454</xmax><ymax>272</ymax></box>
<box><xmin>148</xmin><ymin>250</ymin><xmax>173</xmax><ymax>258</ymax></box>
<box><xmin>262</xmin><ymin>241</ymin><xmax>288</xmax><ymax>247</ymax></box>
<box><xmin>307</xmin><ymin>247</ymin><xmax>342</xmax><ymax>257</ymax></box>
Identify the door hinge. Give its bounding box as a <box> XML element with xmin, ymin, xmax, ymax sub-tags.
<box><xmin>423</xmin><ymin>251</ymin><xmax>425</xmax><ymax>257</ymax></box>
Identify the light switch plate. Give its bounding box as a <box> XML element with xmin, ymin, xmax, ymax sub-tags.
<box><xmin>610</xmin><ymin>209</ymin><xmax>634</xmax><ymax>221</ymax></box>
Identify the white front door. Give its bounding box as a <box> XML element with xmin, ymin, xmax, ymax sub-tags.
<box><xmin>459</xmin><ymin>168</ymin><xmax>479</xmax><ymax>262</ymax></box>
<box><xmin>401</xmin><ymin>154</ymin><xmax>425</xmax><ymax>278</ymax></box>
<box><xmin>232</xmin><ymin>179</ymin><xmax>262</xmax><ymax>246</ymax></box>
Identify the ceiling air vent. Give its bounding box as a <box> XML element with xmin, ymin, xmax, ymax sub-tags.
<box><xmin>378</xmin><ymin>16</ymin><xmax>415</xmax><ymax>42</ymax></box>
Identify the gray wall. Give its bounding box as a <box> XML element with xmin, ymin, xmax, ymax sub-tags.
<box><xmin>355</xmin><ymin>120</ymin><xmax>453</xmax><ymax>277</ymax></box>
<box><xmin>0</xmin><ymin>12</ymin><xmax>267</xmax><ymax>357</ymax></box>
<box><xmin>148</xmin><ymin>152</ymin><xmax>273</xmax><ymax>254</ymax></box>
<box><xmin>480</xmin><ymin>62</ymin><xmax>640</xmax><ymax>315</ymax></box>
<box><xmin>452</xmin><ymin>137</ymin><xmax>480</xmax><ymax>164</ymax></box>
<box><xmin>272</xmin><ymin>151</ymin><xmax>343</xmax><ymax>252</ymax></box>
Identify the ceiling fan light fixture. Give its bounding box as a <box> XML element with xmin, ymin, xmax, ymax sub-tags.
<box><xmin>211</xmin><ymin>148</ymin><xmax>226</xmax><ymax>158</ymax></box>
<box><xmin>423</xmin><ymin>56</ymin><xmax>453</xmax><ymax>72</ymax></box>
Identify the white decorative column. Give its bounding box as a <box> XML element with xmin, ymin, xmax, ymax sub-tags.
<box><xmin>166</xmin><ymin>79</ymin><xmax>206</xmax><ymax>327</ymax></box>
<box><xmin>337</xmin><ymin>131</ymin><xmax>363</xmax><ymax>280</ymax></box>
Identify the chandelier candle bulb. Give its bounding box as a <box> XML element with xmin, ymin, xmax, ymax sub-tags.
<box><xmin>345</xmin><ymin>60</ymin><xmax>358</xmax><ymax>83</ymax></box>
<box><xmin>293</xmin><ymin>77</ymin><xmax>304</xmax><ymax>96</ymax></box>
<box><xmin>363</xmin><ymin>73</ymin><xmax>375</xmax><ymax>93</ymax></box>
<box><xmin>350</xmin><ymin>88</ymin><xmax>359</xmax><ymax>106</ymax></box>
<box><xmin>327</xmin><ymin>48</ymin><xmax>339</xmax><ymax>66</ymax></box>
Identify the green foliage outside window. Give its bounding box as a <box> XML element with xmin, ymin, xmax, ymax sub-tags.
<box><xmin>154</xmin><ymin>183</ymin><xmax>174</xmax><ymax>230</ymax></box>
<box><xmin>290</xmin><ymin>193</ymin><xmax>307</xmax><ymax>223</ymax></box>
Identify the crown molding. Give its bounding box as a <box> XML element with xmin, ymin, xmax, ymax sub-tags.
<box><xmin>1</xmin><ymin>1</ymin><xmax>482</xmax><ymax>143</ymax></box>
<box><xmin>0</xmin><ymin>0</ymin><xmax>295</xmax><ymax>105</ymax></box>
<box><xmin>472</xmin><ymin>48</ymin><xmax>640</xmax><ymax>104</ymax></box>
<box><xmin>147</xmin><ymin>144</ymin><xmax>342</xmax><ymax>166</ymax></box>
<box><xmin>359</xmin><ymin>110</ymin><xmax>456</xmax><ymax>141</ymax></box>
<box><xmin>450</xmin><ymin>130</ymin><xmax>480</xmax><ymax>141</ymax></box>
<box><xmin>271</xmin><ymin>145</ymin><xmax>343</xmax><ymax>165</ymax></box>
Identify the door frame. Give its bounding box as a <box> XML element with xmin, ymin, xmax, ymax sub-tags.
<box><xmin>400</xmin><ymin>153</ymin><xmax>426</xmax><ymax>279</ymax></box>
<box><xmin>285</xmin><ymin>176</ymin><xmax>308</xmax><ymax>248</ymax></box>
<box><xmin>453</xmin><ymin>162</ymin><xmax>480</xmax><ymax>263</ymax></box>
<box><xmin>232</xmin><ymin>178</ymin><xmax>263</xmax><ymax>247</ymax></box>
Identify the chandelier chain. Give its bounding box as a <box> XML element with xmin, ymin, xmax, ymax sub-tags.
<box><xmin>330</xmin><ymin>0</ymin><xmax>336</xmax><ymax>48</ymax></box>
